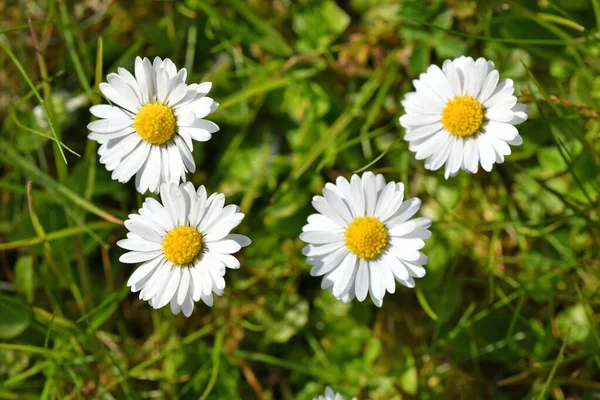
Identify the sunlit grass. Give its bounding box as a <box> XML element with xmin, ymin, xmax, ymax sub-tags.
<box><xmin>0</xmin><ymin>0</ymin><xmax>599</xmax><ymax>399</ymax></box>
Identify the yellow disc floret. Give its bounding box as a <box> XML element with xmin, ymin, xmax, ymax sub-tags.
<box><xmin>162</xmin><ymin>226</ymin><xmax>202</xmax><ymax>265</ymax></box>
<box><xmin>441</xmin><ymin>95</ymin><xmax>484</xmax><ymax>137</ymax></box>
<box><xmin>133</xmin><ymin>103</ymin><xmax>176</xmax><ymax>144</ymax></box>
<box><xmin>344</xmin><ymin>216</ymin><xmax>388</xmax><ymax>260</ymax></box>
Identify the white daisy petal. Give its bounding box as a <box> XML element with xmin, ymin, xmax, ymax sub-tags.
<box><xmin>312</xmin><ymin>197</ymin><xmax>348</xmax><ymax>227</ymax></box>
<box><xmin>476</xmin><ymin>134</ymin><xmax>496</xmax><ymax>172</ymax></box>
<box><xmin>299</xmin><ymin>231</ymin><xmax>344</xmax><ymax>245</ymax></box>
<box><xmin>403</xmin><ymin>122</ymin><xmax>444</xmax><ymax>141</ymax></box>
<box><xmin>331</xmin><ymin>253</ymin><xmax>357</xmax><ymax>297</ymax></box>
<box><xmin>127</xmin><ymin>257</ymin><xmax>163</xmax><ymax>289</ymax></box>
<box><xmin>208</xmin><ymin>239</ymin><xmax>242</xmax><ymax>254</ymax></box>
<box><xmin>323</xmin><ymin>188</ymin><xmax>353</xmax><ymax>223</ymax></box>
<box><xmin>181</xmin><ymin>287</ymin><xmax>194</xmax><ymax>317</ymax></box>
<box><xmin>387</xmin><ymin>198</ymin><xmax>422</xmax><ymax>226</ymax></box>
<box><xmin>387</xmin><ymin>255</ymin><xmax>410</xmax><ymax>282</ymax></box>
<box><xmin>177</xmin><ymin>267</ymin><xmax>191</xmax><ymax>306</ymax></box>
<box><xmin>120</xmin><ymin>182</ymin><xmax>247</xmax><ymax>317</ymax></box>
<box><xmin>401</xmin><ymin>56</ymin><xmax>527</xmax><ymax>176</ymax></box>
<box><xmin>445</xmin><ymin>136</ymin><xmax>463</xmax><ymax>179</ymax></box>
<box><xmin>442</xmin><ymin>59</ymin><xmax>463</xmax><ymax>96</ymax></box>
<box><xmin>117</xmin><ymin>238</ymin><xmax>162</xmax><ymax>252</ymax></box>
<box><xmin>403</xmin><ymin>260</ymin><xmax>427</xmax><ymax>278</ymax></box>
<box><xmin>302</xmin><ymin>242</ymin><xmax>345</xmax><ymax>257</ymax></box>
<box><xmin>100</xmin><ymin>82</ymin><xmax>139</xmax><ymax>113</ymax></box>
<box><xmin>368</xmin><ymin>262</ymin><xmax>385</xmax><ymax>305</ymax></box>
<box><xmin>478</xmin><ymin>70</ymin><xmax>499</xmax><ymax>103</ymax></box>
<box><xmin>154</xmin><ymin>266</ymin><xmax>180</xmax><ymax>309</ymax></box>
<box><xmin>463</xmin><ymin>137</ymin><xmax>479</xmax><ymax>173</ymax></box>
<box><xmin>309</xmin><ymin>246</ymin><xmax>348</xmax><ymax>277</ymax></box>
<box><xmin>378</xmin><ymin>257</ymin><xmax>396</xmax><ymax>294</ymax></box>
<box><xmin>89</xmin><ymin>57</ymin><xmax>219</xmax><ymax>193</ymax></box>
<box><xmin>509</xmin><ymin>103</ymin><xmax>528</xmax><ymax>125</ymax></box>
<box><xmin>124</xmin><ymin>220</ymin><xmax>162</xmax><ymax>243</ymax></box>
<box><xmin>87</xmin><ymin>119</ymin><xmax>132</xmax><ymax>133</ymax></box>
<box><xmin>89</xmin><ymin>104</ymin><xmax>132</xmax><ymax>120</ymax></box>
<box><xmin>355</xmin><ymin>260</ymin><xmax>369</xmax><ymax>301</ymax></box>
<box><xmin>119</xmin><ymin>250</ymin><xmax>162</xmax><ymax>264</ymax></box>
<box><xmin>170</xmin><ymin>296</ymin><xmax>182</xmax><ymax>315</ymax></box>
<box><xmin>140</xmin><ymin>261</ymin><xmax>171</xmax><ymax>301</ymax></box>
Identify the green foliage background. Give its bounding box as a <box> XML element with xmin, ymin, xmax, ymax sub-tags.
<box><xmin>1</xmin><ymin>0</ymin><xmax>600</xmax><ymax>398</ymax></box>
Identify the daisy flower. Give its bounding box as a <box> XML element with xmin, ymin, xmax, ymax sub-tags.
<box><xmin>300</xmin><ymin>172</ymin><xmax>431</xmax><ymax>307</ymax></box>
<box><xmin>117</xmin><ymin>182</ymin><xmax>250</xmax><ymax>317</ymax></box>
<box><xmin>399</xmin><ymin>56</ymin><xmax>528</xmax><ymax>178</ymax></box>
<box><xmin>88</xmin><ymin>56</ymin><xmax>219</xmax><ymax>193</ymax></box>
<box><xmin>313</xmin><ymin>386</ymin><xmax>357</xmax><ymax>400</ymax></box>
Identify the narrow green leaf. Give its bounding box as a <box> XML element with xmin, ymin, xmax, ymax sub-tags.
<box><xmin>0</xmin><ymin>294</ymin><xmax>32</xmax><ymax>339</ymax></box>
<box><xmin>416</xmin><ymin>287</ymin><xmax>438</xmax><ymax>321</ymax></box>
<box><xmin>14</xmin><ymin>256</ymin><xmax>35</xmax><ymax>303</ymax></box>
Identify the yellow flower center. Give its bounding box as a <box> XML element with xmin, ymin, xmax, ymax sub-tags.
<box><xmin>161</xmin><ymin>226</ymin><xmax>202</xmax><ymax>266</ymax></box>
<box><xmin>344</xmin><ymin>216</ymin><xmax>388</xmax><ymax>260</ymax></box>
<box><xmin>133</xmin><ymin>103</ymin><xmax>176</xmax><ymax>144</ymax></box>
<box><xmin>441</xmin><ymin>96</ymin><xmax>484</xmax><ymax>137</ymax></box>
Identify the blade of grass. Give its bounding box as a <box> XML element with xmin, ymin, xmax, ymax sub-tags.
<box><xmin>537</xmin><ymin>329</ymin><xmax>570</xmax><ymax>400</ymax></box>
<box><xmin>574</xmin><ymin>283</ymin><xmax>600</xmax><ymax>369</ymax></box>
<box><xmin>292</xmin><ymin>53</ymin><xmax>390</xmax><ymax>179</ymax></box>
<box><xmin>220</xmin><ymin>68</ymin><xmax>319</xmax><ymax>109</ymax></box>
<box><xmin>0</xmin><ymin>343</ymin><xmax>69</xmax><ymax>358</ymax></box>
<box><xmin>231</xmin><ymin>350</ymin><xmax>337</xmax><ymax>382</ymax></box>
<box><xmin>354</xmin><ymin>138</ymin><xmax>400</xmax><ymax>173</ymax></box>
<box><xmin>0</xmin><ymin>144</ymin><xmax>124</xmax><ymax>225</ymax></box>
<box><xmin>76</xmin><ymin>286</ymin><xmax>129</xmax><ymax>329</ymax></box>
<box><xmin>83</xmin><ymin>37</ymin><xmax>103</xmax><ymax>203</ymax></box>
<box><xmin>56</xmin><ymin>2</ymin><xmax>94</xmax><ymax>101</ymax></box>
<box><xmin>27</xmin><ymin>182</ymin><xmax>85</xmax><ymax>313</ymax></box>
<box><xmin>358</xmin><ymin>56</ymin><xmax>398</xmax><ymax>159</ymax></box>
<box><xmin>415</xmin><ymin>287</ymin><xmax>438</xmax><ymax>321</ymax></box>
<box><xmin>127</xmin><ymin>325</ymin><xmax>214</xmax><ymax>377</ymax></box>
<box><xmin>200</xmin><ymin>325</ymin><xmax>225</xmax><ymax>400</ymax></box>
<box><xmin>224</xmin><ymin>0</ymin><xmax>292</xmax><ymax>56</ymax></box>
<box><xmin>0</xmin><ymin>361</ymin><xmax>47</xmax><ymax>388</ymax></box>
<box><xmin>0</xmin><ymin>21</ymin><xmax>49</xmax><ymax>35</ymax></box>
<box><xmin>27</xmin><ymin>18</ymin><xmax>68</xmax><ymax>180</ymax></box>
<box><xmin>184</xmin><ymin>25</ymin><xmax>197</xmax><ymax>75</ymax></box>
<box><xmin>0</xmin><ymin>38</ymin><xmax>67</xmax><ymax>166</ymax></box>
<box><xmin>408</xmin><ymin>20</ymin><xmax>584</xmax><ymax>45</ymax></box>
<box><xmin>0</xmin><ymin>221</ymin><xmax>114</xmax><ymax>251</ymax></box>
<box><xmin>594</xmin><ymin>0</ymin><xmax>600</xmax><ymax>32</ymax></box>
<box><xmin>536</xmin><ymin>13</ymin><xmax>585</xmax><ymax>31</ymax></box>
<box><xmin>240</xmin><ymin>136</ymin><xmax>272</xmax><ymax>214</ymax></box>
<box><xmin>9</xmin><ymin>110</ymin><xmax>80</xmax><ymax>157</ymax></box>
<box><xmin>192</xmin><ymin>1</ymin><xmax>290</xmax><ymax>56</ymax></box>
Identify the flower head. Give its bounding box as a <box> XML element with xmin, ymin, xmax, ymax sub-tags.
<box><xmin>399</xmin><ymin>56</ymin><xmax>528</xmax><ymax>178</ymax></box>
<box><xmin>89</xmin><ymin>57</ymin><xmax>219</xmax><ymax>193</ymax></box>
<box><xmin>118</xmin><ymin>182</ymin><xmax>250</xmax><ymax>316</ymax></box>
<box><xmin>300</xmin><ymin>172</ymin><xmax>431</xmax><ymax>307</ymax></box>
<box><xmin>313</xmin><ymin>386</ymin><xmax>356</xmax><ymax>400</ymax></box>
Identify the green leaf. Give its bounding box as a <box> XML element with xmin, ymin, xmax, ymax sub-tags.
<box><xmin>281</xmin><ymin>82</ymin><xmax>330</xmax><ymax>123</ymax></box>
<box><xmin>408</xmin><ymin>45</ymin><xmax>430</xmax><ymax>76</ymax></box>
<box><xmin>0</xmin><ymin>294</ymin><xmax>32</xmax><ymax>339</ymax></box>
<box><xmin>263</xmin><ymin>296</ymin><xmax>309</xmax><ymax>344</ymax></box>
<box><xmin>398</xmin><ymin>347</ymin><xmax>418</xmax><ymax>395</ymax></box>
<box><xmin>537</xmin><ymin>147</ymin><xmax>568</xmax><ymax>175</ymax></box>
<box><xmin>14</xmin><ymin>256</ymin><xmax>34</xmax><ymax>303</ymax></box>
<box><xmin>572</xmin><ymin>148</ymin><xmax>599</xmax><ymax>184</ymax></box>
<box><xmin>293</xmin><ymin>0</ymin><xmax>350</xmax><ymax>51</ymax></box>
<box><xmin>557</xmin><ymin>304</ymin><xmax>595</xmax><ymax>348</ymax></box>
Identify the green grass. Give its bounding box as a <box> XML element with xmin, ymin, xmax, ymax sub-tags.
<box><xmin>1</xmin><ymin>0</ymin><xmax>599</xmax><ymax>399</ymax></box>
